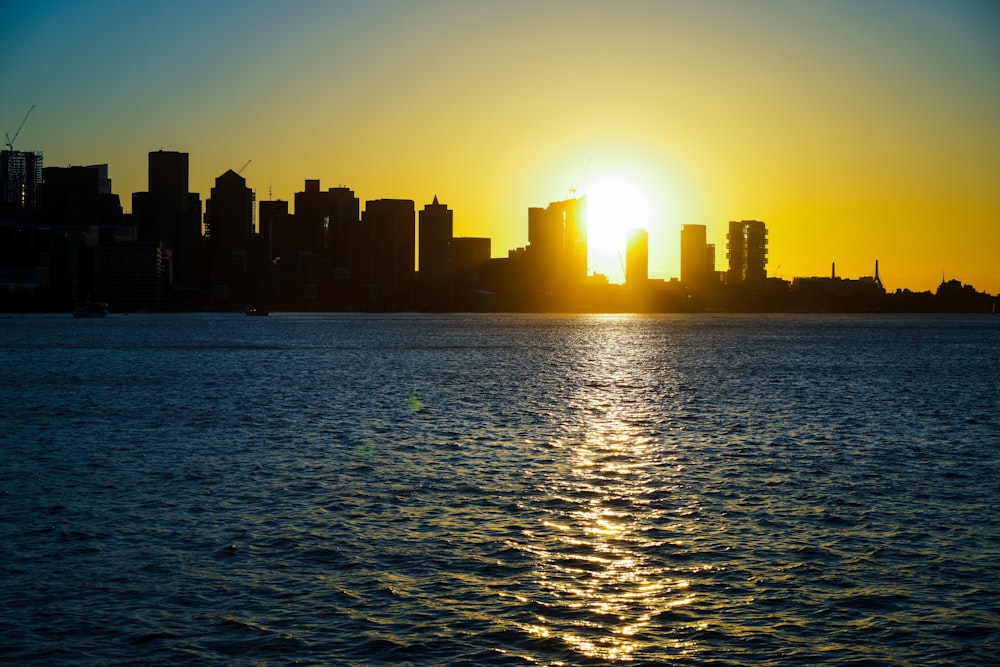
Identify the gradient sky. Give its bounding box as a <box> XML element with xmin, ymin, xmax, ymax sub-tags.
<box><xmin>3</xmin><ymin>0</ymin><xmax>998</xmax><ymax>293</ymax></box>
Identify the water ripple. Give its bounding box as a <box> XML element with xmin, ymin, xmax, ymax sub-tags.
<box><xmin>1</xmin><ymin>313</ymin><xmax>998</xmax><ymax>665</ymax></box>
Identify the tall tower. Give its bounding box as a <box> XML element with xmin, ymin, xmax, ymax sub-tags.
<box><xmin>133</xmin><ymin>151</ymin><xmax>203</xmax><ymax>290</ymax></box>
<box><xmin>1</xmin><ymin>150</ymin><xmax>43</xmax><ymax>209</ymax></box>
<box><xmin>293</xmin><ymin>179</ymin><xmax>328</xmax><ymax>257</ymax></box>
<box><xmin>290</xmin><ymin>179</ymin><xmax>360</xmax><ymax>270</ymax></box>
<box><xmin>205</xmin><ymin>170</ymin><xmax>254</xmax><ymax>305</ymax></box>
<box><xmin>681</xmin><ymin>224</ymin><xmax>712</xmax><ymax>285</ymax></box>
<box><xmin>205</xmin><ymin>170</ymin><xmax>253</xmax><ymax>258</ymax></box>
<box><xmin>726</xmin><ymin>219</ymin><xmax>768</xmax><ymax>283</ymax></box>
<box><xmin>625</xmin><ymin>228</ymin><xmax>648</xmax><ymax>287</ymax></box>
<box><xmin>326</xmin><ymin>186</ymin><xmax>360</xmax><ymax>273</ymax></box>
<box><xmin>361</xmin><ymin>198</ymin><xmax>415</xmax><ymax>308</ymax></box>
<box><xmin>258</xmin><ymin>198</ymin><xmax>289</xmax><ymax>262</ymax></box>
<box><xmin>527</xmin><ymin>196</ymin><xmax>587</xmax><ymax>287</ymax></box>
<box><xmin>419</xmin><ymin>195</ymin><xmax>453</xmax><ymax>310</ymax></box>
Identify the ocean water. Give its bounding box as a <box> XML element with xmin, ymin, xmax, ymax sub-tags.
<box><xmin>1</xmin><ymin>312</ymin><xmax>998</xmax><ymax>666</ymax></box>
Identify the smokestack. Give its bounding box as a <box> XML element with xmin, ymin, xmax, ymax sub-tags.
<box><xmin>832</xmin><ymin>262</ymin><xmax>836</xmax><ymax>279</ymax></box>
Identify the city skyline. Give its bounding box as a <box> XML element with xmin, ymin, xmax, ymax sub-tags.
<box><xmin>3</xmin><ymin>1</ymin><xmax>998</xmax><ymax>293</ymax></box>
<box><xmin>5</xmin><ymin>148</ymin><xmax>995</xmax><ymax>315</ymax></box>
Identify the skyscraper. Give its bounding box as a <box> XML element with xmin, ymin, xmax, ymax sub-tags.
<box><xmin>293</xmin><ymin>179</ymin><xmax>328</xmax><ymax>257</ymax></box>
<box><xmin>291</xmin><ymin>180</ymin><xmax>360</xmax><ymax>270</ymax></box>
<box><xmin>258</xmin><ymin>198</ymin><xmax>289</xmax><ymax>262</ymax></box>
<box><xmin>361</xmin><ymin>198</ymin><xmax>415</xmax><ymax>308</ymax></box>
<box><xmin>42</xmin><ymin>164</ymin><xmax>117</xmax><ymax>224</ymax></box>
<box><xmin>527</xmin><ymin>196</ymin><xmax>587</xmax><ymax>287</ymax></box>
<box><xmin>326</xmin><ymin>186</ymin><xmax>360</xmax><ymax>274</ymax></box>
<box><xmin>205</xmin><ymin>170</ymin><xmax>254</xmax><ymax>305</ymax></box>
<box><xmin>451</xmin><ymin>236</ymin><xmax>490</xmax><ymax>289</ymax></box>
<box><xmin>726</xmin><ymin>220</ymin><xmax>768</xmax><ymax>283</ymax></box>
<box><xmin>205</xmin><ymin>170</ymin><xmax>253</xmax><ymax>257</ymax></box>
<box><xmin>133</xmin><ymin>151</ymin><xmax>203</xmax><ymax>290</ymax></box>
<box><xmin>418</xmin><ymin>195</ymin><xmax>453</xmax><ymax>310</ymax></box>
<box><xmin>1</xmin><ymin>150</ymin><xmax>43</xmax><ymax>210</ymax></box>
<box><xmin>681</xmin><ymin>224</ymin><xmax>716</xmax><ymax>285</ymax></box>
<box><xmin>626</xmin><ymin>228</ymin><xmax>648</xmax><ymax>287</ymax></box>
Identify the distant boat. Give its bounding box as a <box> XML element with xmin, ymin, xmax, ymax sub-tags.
<box><xmin>72</xmin><ymin>301</ymin><xmax>109</xmax><ymax>318</ymax></box>
<box><xmin>245</xmin><ymin>306</ymin><xmax>269</xmax><ymax>317</ymax></box>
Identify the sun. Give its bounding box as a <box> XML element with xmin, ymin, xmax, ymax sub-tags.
<box><xmin>585</xmin><ymin>179</ymin><xmax>651</xmax><ymax>283</ymax></box>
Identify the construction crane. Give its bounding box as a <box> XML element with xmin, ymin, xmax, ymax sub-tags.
<box><xmin>5</xmin><ymin>105</ymin><xmax>36</xmax><ymax>151</ymax></box>
<box><xmin>568</xmin><ymin>157</ymin><xmax>592</xmax><ymax>200</ymax></box>
<box><xmin>237</xmin><ymin>159</ymin><xmax>251</xmax><ymax>175</ymax></box>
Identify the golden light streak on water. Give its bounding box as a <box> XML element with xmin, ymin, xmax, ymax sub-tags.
<box><xmin>524</xmin><ymin>333</ymin><xmax>696</xmax><ymax>663</ymax></box>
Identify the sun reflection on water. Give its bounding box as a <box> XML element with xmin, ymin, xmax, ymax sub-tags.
<box><xmin>517</xmin><ymin>323</ymin><xmax>694</xmax><ymax>662</ymax></box>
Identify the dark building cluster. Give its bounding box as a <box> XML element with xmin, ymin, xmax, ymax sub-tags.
<box><xmin>1</xmin><ymin>147</ymin><xmax>995</xmax><ymax>313</ymax></box>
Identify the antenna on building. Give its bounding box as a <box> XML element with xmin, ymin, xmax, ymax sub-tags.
<box><xmin>237</xmin><ymin>159</ymin><xmax>251</xmax><ymax>175</ymax></box>
<box><xmin>4</xmin><ymin>104</ymin><xmax>35</xmax><ymax>151</ymax></box>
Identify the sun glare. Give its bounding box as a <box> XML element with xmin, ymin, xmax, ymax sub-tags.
<box><xmin>586</xmin><ymin>179</ymin><xmax>650</xmax><ymax>282</ymax></box>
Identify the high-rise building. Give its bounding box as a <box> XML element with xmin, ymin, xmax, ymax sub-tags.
<box><xmin>205</xmin><ymin>170</ymin><xmax>253</xmax><ymax>257</ymax></box>
<box><xmin>40</xmin><ymin>164</ymin><xmax>154</xmax><ymax>308</ymax></box>
<box><xmin>681</xmin><ymin>224</ymin><xmax>716</xmax><ymax>285</ymax></box>
<box><xmin>292</xmin><ymin>180</ymin><xmax>360</xmax><ymax>270</ymax></box>
<box><xmin>1</xmin><ymin>150</ymin><xmax>43</xmax><ymax>210</ymax></box>
<box><xmin>326</xmin><ymin>186</ymin><xmax>360</xmax><ymax>273</ymax></box>
<box><xmin>42</xmin><ymin>164</ymin><xmax>117</xmax><ymax>224</ymax></box>
<box><xmin>293</xmin><ymin>179</ymin><xmax>327</xmax><ymax>257</ymax></box>
<box><xmin>527</xmin><ymin>196</ymin><xmax>587</xmax><ymax>287</ymax></box>
<box><xmin>258</xmin><ymin>199</ymin><xmax>289</xmax><ymax>262</ymax></box>
<box><xmin>133</xmin><ymin>151</ymin><xmax>203</xmax><ymax>290</ymax></box>
<box><xmin>451</xmin><ymin>236</ymin><xmax>490</xmax><ymax>290</ymax></box>
<box><xmin>726</xmin><ymin>219</ymin><xmax>768</xmax><ymax>282</ymax></box>
<box><xmin>205</xmin><ymin>170</ymin><xmax>255</xmax><ymax>305</ymax></box>
<box><xmin>626</xmin><ymin>228</ymin><xmax>648</xmax><ymax>287</ymax></box>
<box><xmin>361</xmin><ymin>198</ymin><xmax>415</xmax><ymax>308</ymax></box>
<box><xmin>418</xmin><ymin>195</ymin><xmax>453</xmax><ymax>310</ymax></box>
<box><xmin>149</xmin><ymin>150</ymin><xmax>188</xmax><ymax>198</ymax></box>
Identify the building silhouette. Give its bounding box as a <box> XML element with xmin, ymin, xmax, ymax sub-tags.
<box><xmin>42</xmin><ymin>164</ymin><xmax>114</xmax><ymax>222</ymax></box>
<box><xmin>42</xmin><ymin>163</ymin><xmax>164</xmax><ymax>310</ymax></box>
<box><xmin>285</xmin><ymin>182</ymin><xmax>326</xmax><ymax>291</ymax></box>
<box><xmin>418</xmin><ymin>195</ymin><xmax>453</xmax><ymax>310</ymax></box>
<box><xmin>451</xmin><ymin>236</ymin><xmax>490</xmax><ymax>296</ymax></box>
<box><xmin>290</xmin><ymin>180</ymin><xmax>360</xmax><ymax>281</ymax></box>
<box><xmin>626</xmin><ymin>228</ymin><xmax>648</xmax><ymax>287</ymax></box>
<box><xmin>206</xmin><ymin>170</ymin><xmax>254</xmax><ymax>256</ymax></box>
<box><xmin>361</xmin><ymin>198</ymin><xmax>415</xmax><ymax>309</ymax></box>
<box><xmin>726</xmin><ymin>219</ymin><xmax>767</xmax><ymax>282</ymax></box>
<box><xmin>527</xmin><ymin>196</ymin><xmax>587</xmax><ymax>289</ymax></box>
<box><xmin>258</xmin><ymin>198</ymin><xmax>289</xmax><ymax>264</ymax></box>
<box><xmin>259</xmin><ymin>183</ymin><xmax>362</xmax><ymax>309</ymax></box>
<box><xmin>132</xmin><ymin>151</ymin><xmax>203</xmax><ymax>293</ymax></box>
<box><xmin>205</xmin><ymin>170</ymin><xmax>254</xmax><ymax>305</ymax></box>
<box><xmin>326</xmin><ymin>186</ymin><xmax>361</xmax><ymax>275</ymax></box>
<box><xmin>1</xmin><ymin>149</ymin><xmax>43</xmax><ymax>210</ymax></box>
<box><xmin>6</xmin><ymin>140</ymin><xmax>997</xmax><ymax>313</ymax></box>
<box><xmin>293</xmin><ymin>179</ymin><xmax>330</xmax><ymax>258</ymax></box>
<box><xmin>680</xmin><ymin>224</ymin><xmax>716</xmax><ymax>285</ymax></box>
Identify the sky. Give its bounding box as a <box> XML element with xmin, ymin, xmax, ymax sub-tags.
<box><xmin>2</xmin><ymin>0</ymin><xmax>998</xmax><ymax>293</ymax></box>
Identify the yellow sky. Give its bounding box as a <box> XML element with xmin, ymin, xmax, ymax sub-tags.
<box><xmin>3</xmin><ymin>1</ymin><xmax>998</xmax><ymax>293</ymax></box>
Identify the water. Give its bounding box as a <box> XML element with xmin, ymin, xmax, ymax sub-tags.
<box><xmin>1</xmin><ymin>312</ymin><xmax>998</xmax><ymax>666</ymax></box>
